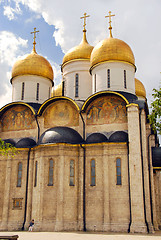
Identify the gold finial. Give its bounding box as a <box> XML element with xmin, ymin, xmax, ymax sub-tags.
<box><xmin>31</xmin><ymin>27</ymin><xmax>39</xmax><ymax>53</ymax></box>
<box><xmin>105</xmin><ymin>11</ymin><xmax>115</xmax><ymax>37</ymax></box>
<box><xmin>80</xmin><ymin>13</ymin><xmax>90</xmax><ymax>32</ymax></box>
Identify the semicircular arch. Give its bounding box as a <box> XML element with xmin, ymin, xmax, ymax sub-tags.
<box><xmin>81</xmin><ymin>91</ymin><xmax>129</xmax><ymax>112</ymax></box>
<box><xmin>38</xmin><ymin>96</ymin><xmax>80</xmax><ymax>116</ymax></box>
<box><xmin>82</xmin><ymin>91</ymin><xmax>128</xmax><ymax>126</ymax></box>
<box><xmin>0</xmin><ymin>102</ymin><xmax>36</xmax><ymax>117</ymax></box>
<box><xmin>0</xmin><ymin>102</ymin><xmax>36</xmax><ymax>132</ymax></box>
<box><xmin>40</xmin><ymin>97</ymin><xmax>80</xmax><ymax>128</ymax></box>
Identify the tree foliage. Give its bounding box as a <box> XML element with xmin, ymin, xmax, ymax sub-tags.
<box><xmin>0</xmin><ymin>138</ymin><xmax>17</xmax><ymax>157</ymax></box>
<box><xmin>148</xmin><ymin>87</ymin><xmax>161</xmax><ymax>135</ymax></box>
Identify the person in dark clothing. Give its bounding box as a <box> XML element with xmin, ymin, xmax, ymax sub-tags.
<box><xmin>28</xmin><ymin>219</ymin><xmax>34</xmax><ymax>231</ymax></box>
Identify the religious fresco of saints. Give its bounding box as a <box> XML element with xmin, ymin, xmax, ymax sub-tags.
<box><xmin>43</xmin><ymin>100</ymin><xmax>79</xmax><ymax>128</ymax></box>
<box><xmin>1</xmin><ymin>105</ymin><xmax>35</xmax><ymax>132</ymax></box>
<box><xmin>86</xmin><ymin>95</ymin><xmax>127</xmax><ymax>125</ymax></box>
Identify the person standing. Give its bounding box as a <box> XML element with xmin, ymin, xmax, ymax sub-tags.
<box><xmin>28</xmin><ymin>219</ymin><xmax>34</xmax><ymax>232</ymax></box>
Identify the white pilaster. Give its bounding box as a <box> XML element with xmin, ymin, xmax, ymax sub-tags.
<box><xmin>127</xmin><ymin>104</ymin><xmax>147</xmax><ymax>233</ymax></box>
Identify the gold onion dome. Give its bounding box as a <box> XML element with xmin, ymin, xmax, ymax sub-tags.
<box><xmin>135</xmin><ymin>78</ymin><xmax>146</xmax><ymax>98</ymax></box>
<box><xmin>62</xmin><ymin>30</ymin><xmax>94</xmax><ymax>67</ymax></box>
<box><xmin>90</xmin><ymin>36</ymin><xmax>135</xmax><ymax>70</ymax></box>
<box><xmin>11</xmin><ymin>49</ymin><xmax>54</xmax><ymax>82</ymax></box>
<box><xmin>51</xmin><ymin>82</ymin><xmax>62</xmax><ymax>97</ymax></box>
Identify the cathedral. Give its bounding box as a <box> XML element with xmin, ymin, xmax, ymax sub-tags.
<box><xmin>0</xmin><ymin>12</ymin><xmax>161</xmax><ymax>233</ymax></box>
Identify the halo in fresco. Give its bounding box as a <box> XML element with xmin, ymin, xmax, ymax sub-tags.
<box><xmin>43</xmin><ymin>100</ymin><xmax>79</xmax><ymax>127</ymax></box>
<box><xmin>86</xmin><ymin>95</ymin><xmax>127</xmax><ymax>125</ymax></box>
<box><xmin>1</xmin><ymin>105</ymin><xmax>36</xmax><ymax>131</ymax></box>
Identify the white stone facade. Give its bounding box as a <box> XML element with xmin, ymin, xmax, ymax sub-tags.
<box><xmin>91</xmin><ymin>62</ymin><xmax>135</xmax><ymax>94</ymax></box>
<box><xmin>62</xmin><ymin>61</ymin><xmax>92</xmax><ymax>100</ymax></box>
<box><xmin>12</xmin><ymin>75</ymin><xmax>53</xmax><ymax>104</ymax></box>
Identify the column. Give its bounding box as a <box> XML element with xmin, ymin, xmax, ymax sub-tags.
<box><xmin>55</xmin><ymin>145</ymin><xmax>64</xmax><ymax>231</ymax></box>
<box><xmin>33</xmin><ymin>149</ymin><xmax>44</xmax><ymax>230</ymax></box>
<box><xmin>127</xmin><ymin>104</ymin><xmax>147</xmax><ymax>233</ymax></box>
<box><xmin>77</xmin><ymin>146</ymin><xmax>84</xmax><ymax>230</ymax></box>
<box><xmin>25</xmin><ymin>150</ymin><xmax>34</xmax><ymax>229</ymax></box>
<box><xmin>1</xmin><ymin>156</ymin><xmax>11</xmax><ymax>230</ymax></box>
<box><xmin>140</xmin><ymin>110</ymin><xmax>154</xmax><ymax>233</ymax></box>
<box><xmin>103</xmin><ymin>145</ymin><xmax>110</xmax><ymax>231</ymax></box>
<box><xmin>148</xmin><ymin>131</ymin><xmax>159</xmax><ymax>230</ymax></box>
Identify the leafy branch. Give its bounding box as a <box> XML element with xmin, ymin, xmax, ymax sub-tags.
<box><xmin>0</xmin><ymin>138</ymin><xmax>17</xmax><ymax>157</ymax></box>
<box><xmin>148</xmin><ymin>87</ymin><xmax>161</xmax><ymax>135</ymax></box>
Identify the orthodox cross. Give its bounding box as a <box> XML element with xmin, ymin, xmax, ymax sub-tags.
<box><xmin>105</xmin><ymin>11</ymin><xmax>115</xmax><ymax>37</ymax></box>
<box><xmin>80</xmin><ymin>13</ymin><xmax>90</xmax><ymax>31</ymax></box>
<box><xmin>31</xmin><ymin>27</ymin><xmax>39</xmax><ymax>52</ymax></box>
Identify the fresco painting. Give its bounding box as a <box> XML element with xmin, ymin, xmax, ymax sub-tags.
<box><xmin>1</xmin><ymin>105</ymin><xmax>35</xmax><ymax>131</ymax></box>
<box><xmin>87</xmin><ymin>96</ymin><xmax>127</xmax><ymax>125</ymax></box>
<box><xmin>44</xmin><ymin>100</ymin><xmax>79</xmax><ymax>127</ymax></box>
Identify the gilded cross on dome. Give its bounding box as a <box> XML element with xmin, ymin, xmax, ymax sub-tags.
<box><xmin>105</xmin><ymin>11</ymin><xmax>115</xmax><ymax>37</ymax></box>
<box><xmin>31</xmin><ymin>27</ymin><xmax>39</xmax><ymax>53</ymax></box>
<box><xmin>80</xmin><ymin>13</ymin><xmax>90</xmax><ymax>31</ymax></box>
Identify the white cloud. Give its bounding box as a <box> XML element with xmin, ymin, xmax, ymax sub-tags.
<box><xmin>51</xmin><ymin>61</ymin><xmax>62</xmax><ymax>86</ymax></box>
<box><xmin>0</xmin><ymin>31</ymin><xmax>28</xmax><ymax>97</ymax></box>
<box><xmin>3</xmin><ymin>2</ymin><xmax>22</xmax><ymax>20</ymax></box>
<box><xmin>0</xmin><ymin>84</ymin><xmax>12</xmax><ymax>108</ymax></box>
<box><xmin>0</xmin><ymin>31</ymin><xmax>28</xmax><ymax>66</ymax></box>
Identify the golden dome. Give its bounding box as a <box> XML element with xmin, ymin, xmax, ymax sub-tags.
<box><xmin>51</xmin><ymin>83</ymin><xmax>63</xmax><ymax>97</ymax></box>
<box><xmin>90</xmin><ymin>36</ymin><xmax>135</xmax><ymax>70</ymax></box>
<box><xmin>11</xmin><ymin>49</ymin><xmax>54</xmax><ymax>82</ymax></box>
<box><xmin>62</xmin><ymin>30</ymin><xmax>94</xmax><ymax>67</ymax></box>
<box><xmin>135</xmin><ymin>78</ymin><xmax>146</xmax><ymax>98</ymax></box>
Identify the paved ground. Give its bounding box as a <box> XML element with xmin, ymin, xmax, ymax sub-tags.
<box><xmin>1</xmin><ymin>231</ymin><xmax>161</xmax><ymax>240</ymax></box>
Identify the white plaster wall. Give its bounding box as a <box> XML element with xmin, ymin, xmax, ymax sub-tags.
<box><xmin>91</xmin><ymin>62</ymin><xmax>135</xmax><ymax>94</ymax></box>
<box><xmin>12</xmin><ymin>75</ymin><xmax>53</xmax><ymax>103</ymax></box>
<box><xmin>62</xmin><ymin>61</ymin><xmax>92</xmax><ymax>100</ymax></box>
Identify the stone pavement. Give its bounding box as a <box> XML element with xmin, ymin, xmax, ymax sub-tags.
<box><xmin>1</xmin><ymin>231</ymin><xmax>161</xmax><ymax>240</ymax></box>
<box><xmin>0</xmin><ymin>231</ymin><xmax>161</xmax><ymax>240</ymax></box>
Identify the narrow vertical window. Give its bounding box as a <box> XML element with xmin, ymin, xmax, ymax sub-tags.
<box><xmin>124</xmin><ymin>70</ymin><xmax>127</xmax><ymax>89</ymax></box>
<box><xmin>21</xmin><ymin>82</ymin><xmax>25</xmax><ymax>100</ymax></box>
<box><xmin>69</xmin><ymin>160</ymin><xmax>75</xmax><ymax>186</ymax></box>
<box><xmin>94</xmin><ymin>74</ymin><xmax>96</xmax><ymax>93</ymax></box>
<box><xmin>62</xmin><ymin>81</ymin><xmax>65</xmax><ymax>96</ymax></box>
<box><xmin>91</xmin><ymin>159</ymin><xmax>96</xmax><ymax>186</ymax></box>
<box><xmin>17</xmin><ymin>162</ymin><xmax>22</xmax><ymax>187</ymax></box>
<box><xmin>48</xmin><ymin>159</ymin><xmax>54</xmax><ymax>186</ymax></box>
<box><xmin>34</xmin><ymin>161</ymin><xmax>38</xmax><ymax>187</ymax></box>
<box><xmin>48</xmin><ymin>87</ymin><xmax>51</xmax><ymax>98</ymax></box>
<box><xmin>107</xmin><ymin>69</ymin><xmax>110</xmax><ymax>88</ymax></box>
<box><xmin>116</xmin><ymin>158</ymin><xmax>121</xmax><ymax>185</ymax></box>
<box><xmin>75</xmin><ymin>73</ymin><xmax>79</xmax><ymax>97</ymax></box>
<box><xmin>36</xmin><ymin>83</ymin><xmax>39</xmax><ymax>101</ymax></box>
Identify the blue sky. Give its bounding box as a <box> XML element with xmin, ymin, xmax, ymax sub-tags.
<box><xmin>0</xmin><ymin>0</ymin><xmax>161</xmax><ymax>108</ymax></box>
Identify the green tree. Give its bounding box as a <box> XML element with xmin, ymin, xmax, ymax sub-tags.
<box><xmin>0</xmin><ymin>138</ymin><xmax>17</xmax><ymax>157</ymax></box>
<box><xmin>148</xmin><ymin>87</ymin><xmax>161</xmax><ymax>135</ymax></box>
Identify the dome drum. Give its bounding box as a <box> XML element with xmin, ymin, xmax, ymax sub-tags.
<box><xmin>91</xmin><ymin>61</ymin><xmax>135</xmax><ymax>94</ymax></box>
<box><xmin>63</xmin><ymin>64</ymin><xmax>92</xmax><ymax>100</ymax></box>
<box><xmin>12</xmin><ymin>75</ymin><xmax>53</xmax><ymax>103</ymax></box>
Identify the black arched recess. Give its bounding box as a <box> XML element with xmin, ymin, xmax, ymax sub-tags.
<box><xmin>38</xmin><ymin>127</ymin><xmax>84</xmax><ymax>145</ymax></box>
<box><xmin>109</xmin><ymin>131</ymin><xmax>128</xmax><ymax>142</ymax></box>
<box><xmin>86</xmin><ymin>133</ymin><xmax>108</xmax><ymax>144</ymax></box>
<box><xmin>16</xmin><ymin>138</ymin><xmax>36</xmax><ymax>148</ymax></box>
